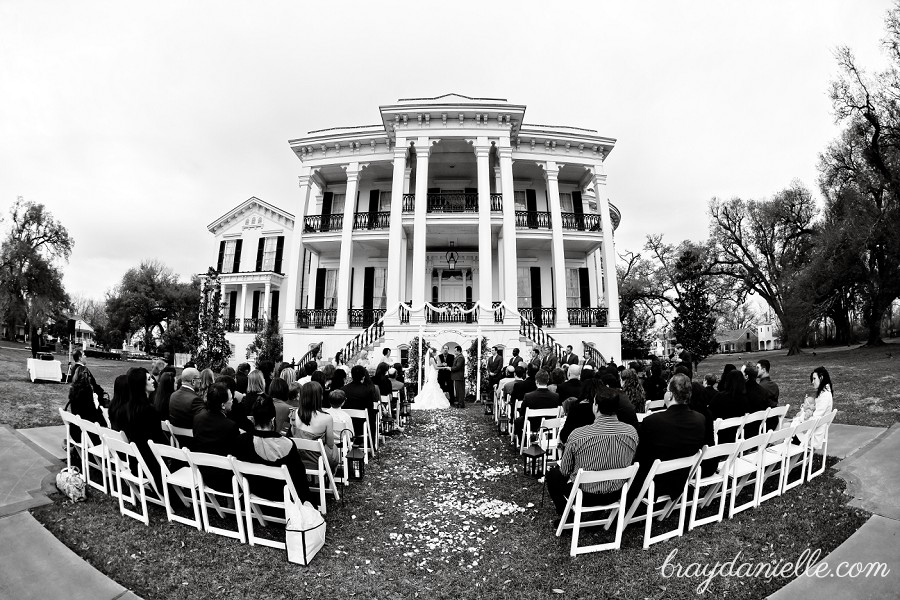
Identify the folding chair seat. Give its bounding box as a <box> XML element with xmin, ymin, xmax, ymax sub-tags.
<box><xmin>763</xmin><ymin>404</ymin><xmax>790</xmax><ymax>433</ymax></box>
<box><xmin>782</xmin><ymin>419</ymin><xmax>817</xmax><ymax>492</ymax></box>
<box><xmin>713</xmin><ymin>414</ymin><xmax>747</xmax><ymax>445</ymax></box>
<box><xmin>806</xmin><ymin>410</ymin><xmax>838</xmax><ymax>481</ymax></box>
<box><xmin>686</xmin><ymin>442</ymin><xmax>740</xmax><ymax>531</ymax></box>
<box><xmin>727</xmin><ymin>432</ymin><xmax>771</xmax><ymax>517</ymax></box>
<box><xmin>621</xmin><ymin>451</ymin><xmax>703</xmax><ymax>548</ymax></box>
<box><xmin>164</xmin><ymin>421</ymin><xmax>194</xmax><ymax>449</ymax></box>
<box><xmin>519</xmin><ymin>408</ymin><xmax>560</xmax><ymax>455</ymax></box>
<box><xmin>59</xmin><ymin>409</ymin><xmax>87</xmax><ymax>473</ymax></box>
<box><xmin>645</xmin><ymin>399</ymin><xmax>666</xmax><ymax>413</ymax></box>
<box><xmin>229</xmin><ymin>457</ymin><xmax>304</xmax><ymax>550</ymax></box>
<box><xmin>184</xmin><ymin>450</ymin><xmax>246</xmax><ymax>542</ymax></box>
<box><xmin>556</xmin><ymin>465</ymin><xmax>639</xmax><ymax>556</ymax></box>
<box><xmin>754</xmin><ymin>425</ymin><xmax>796</xmax><ymax>504</ymax></box>
<box><xmin>291</xmin><ymin>437</ymin><xmax>340</xmax><ymax>513</ymax></box>
<box><xmin>343</xmin><ymin>408</ymin><xmax>374</xmax><ymax>463</ymax></box>
<box><xmin>147</xmin><ymin>441</ymin><xmax>202</xmax><ymax>529</ymax></box>
<box><xmin>739</xmin><ymin>410</ymin><xmax>769</xmax><ymax>441</ymax></box>
<box><xmin>538</xmin><ymin>416</ymin><xmax>566</xmax><ymax>474</ymax></box>
<box><xmin>96</xmin><ymin>426</ymin><xmax>128</xmax><ymax>498</ymax></box>
<box><xmin>104</xmin><ymin>436</ymin><xmax>164</xmax><ymax>525</ymax></box>
<box><xmin>79</xmin><ymin>418</ymin><xmax>110</xmax><ymax>494</ymax></box>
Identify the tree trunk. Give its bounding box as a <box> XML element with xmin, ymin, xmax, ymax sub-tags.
<box><xmin>863</xmin><ymin>297</ymin><xmax>888</xmax><ymax>347</ymax></box>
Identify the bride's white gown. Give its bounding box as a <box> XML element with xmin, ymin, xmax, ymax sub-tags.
<box><xmin>413</xmin><ymin>359</ymin><xmax>451</xmax><ymax>410</ymax></box>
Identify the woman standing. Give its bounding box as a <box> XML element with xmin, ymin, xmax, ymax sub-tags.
<box><xmin>412</xmin><ymin>348</ymin><xmax>451</xmax><ymax>410</ymax></box>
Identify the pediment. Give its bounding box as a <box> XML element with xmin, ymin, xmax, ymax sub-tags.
<box><xmin>208</xmin><ymin>197</ymin><xmax>294</xmax><ymax>236</ymax></box>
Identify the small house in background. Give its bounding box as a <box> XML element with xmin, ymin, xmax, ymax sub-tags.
<box><xmin>716</xmin><ymin>326</ymin><xmax>758</xmax><ymax>354</ymax></box>
<box><xmin>73</xmin><ymin>319</ymin><xmax>94</xmax><ymax>347</ymax></box>
<box><xmin>756</xmin><ymin>322</ymin><xmax>781</xmax><ymax>351</ymax></box>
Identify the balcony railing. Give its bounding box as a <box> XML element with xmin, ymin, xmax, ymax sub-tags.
<box><xmin>515</xmin><ymin>210</ymin><xmax>552</xmax><ymax>229</ymax></box>
<box><xmin>304</xmin><ymin>214</ymin><xmax>344</xmax><ymax>233</ymax></box>
<box><xmin>490</xmin><ymin>194</ymin><xmax>503</xmax><ymax>211</ymax></box>
<box><xmin>352</xmin><ymin>211</ymin><xmax>390</xmax><ymax>230</ymax></box>
<box><xmin>427</xmin><ymin>193</ymin><xmax>478</xmax><ymax>213</ymax></box>
<box><xmin>561</xmin><ymin>213</ymin><xmax>602</xmax><ymax>232</ymax></box>
<box><xmin>567</xmin><ymin>307</ymin><xmax>609</xmax><ymax>327</ymax></box>
<box><xmin>402</xmin><ymin>193</ymin><xmax>415</xmax><ymax>212</ymax></box>
<box><xmin>296</xmin><ymin>308</ymin><xmax>337</xmax><ymax>328</ymax></box>
<box><xmin>224</xmin><ymin>318</ymin><xmax>239</xmax><ymax>332</ymax></box>
<box><xmin>518</xmin><ymin>306</ymin><xmax>556</xmax><ymax>328</ymax></box>
<box><xmin>348</xmin><ymin>308</ymin><xmax>386</xmax><ymax>328</ymax></box>
<box><xmin>426</xmin><ymin>302</ymin><xmax>477</xmax><ymax>324</ymax></box>
<box><xmin>492</xmin><ymin>301</ymin><xmax>504</xmax><ymax>323</ymax></box>
<box><xmin>243</xmin><ymin>317</ymin><xmax>266</xmax><ymax>333</ymax></box>
<box><xmin>400</xmin><ymin>301</ymin><xmax>411</xmax><ymax>324</ymax></box>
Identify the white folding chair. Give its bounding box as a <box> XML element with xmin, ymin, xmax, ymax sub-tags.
<box><xmin>147</xmin><ymin>441</ymin><xmax>202</xmax><ymax>529</ymax></box>
<box><xmin>622</xmin><ymin>451</ymin><xmax>703</xmax><ymax>548</ymax></box>
<box><xmin>164</xmin><ymin>421</ymin><xmax>194</xmax><ymax>449</ymax></box>
<box><xmin>538</xmin><ymin>416</ymin><xmax>566</xmax><ymax>474</ymax></box>
<box><xmin>510</xmin><ymin>399</ymin><xmax>523</xmax><ymax>445</ymax></box>
<box><xmin>332</xmin><ymin>429</ymin><xmax>354</xmax><ymax>488</ymax></box>
<box><xmin>556</xmin><ymin>465</ymin><xmax>639</xmax><ymax>556</ymax></box>
<box><xmin>184</xmin><ymin>450</ymin><xmax>246</xmax><ymax>543</ymax></box>
<box><xmin>343</xmin><ymin>409</ymin><xmax>374</xmax><ymax>463</ymax></box>
<box><xmin>96</xmin><ymin>425</ymin><xmax>128</xmax><ymax>498</ymax></box>
<box><xmin>806</xmin><ymin>410</ymin><xmax>838</xmax><ymax>481</ymax></box>
<box><xmin>104</xmin><ymin>436</ymin><xmax>164</xmax><ymax>525</ymax></box>
<box><xmin>728</xmin><ymin>432</ymin><xmax>771</xmax><ymax>517</ymax></box>
<box><xmin>713</xmin><ymin>414</ymin><xmax>747</xmax><ymax>445</ymax></box>
<box><xmin>59</xmin><ymin>409</ymin><xmax>86</xmax><ymax>473</ymax></box>
<box><xmin>686</xmin><ymin>442</ymin><xmax>740</xmax><ymax>531</ymax></box>
<box><xmin>229</xmin><ymin>457</ymin><xmax>303</xmax><ymax>550</ymax></box>
<box><xmin>754</xmin><ymin>425</ymin><xmax>796</xmax><ymax>504</ymax></box>
<box><xmin>645</xmin><ymin>399</ymin><xmax>666</xmax><ymax>413</ymax></box>
<box><xmin>520</xmin><ymin>408</ymin><xmax>560</xmax><ymax>454</ymax></box>
<box><xmin>739</xmin><ymin>410</ymin><xmax>768</xmax><ymax>441</ymax></box>
<box><xmin>291</xmin><ymin>437</ymin><xmax>340</xmax><ymax>513</ymax></box>
<box><xmin>782</xmin><ymin>419</ymin><xmax>817</xmax><ymax>492</ymax></box>
<box><xmin>79</xmin><ymin>418</ymin><xmax>110</xmax><ymax>494</ymax></box>
<box><xmin>762</xmin><ymin>404</ymin><xmax>790</xmax><ymax>433</ymax></box>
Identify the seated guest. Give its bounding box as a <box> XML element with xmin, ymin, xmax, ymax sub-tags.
<box><xmin>514</xmin><ymin>370</ymin><xmax>560</xmax><ymax>441</ymax></box>
<box><xmin>193</xmin><ymin>382</ymin><xmax>240</xmax><ymax>455</ymax></box>
<box><xmin>268</xmin><ymin>378</ymin><xmax>293</xmax><ymax>436</ymax></box>
<box><xmin>742</xmin><ymin>363</ymin><xmax>770</xmax><ymax>436</ymax></box>
<box><xmin>235</xmin><ymin>363</ymin><xmax>251</xmax><ymax>395</ymax></box>
<box><xmin>717</xmin><ymin>364</ymin><xmax>737</xmax><ymax>392</ymax></box>
<box><xmin>288</xmin><ymin>381</ymin><xmax>302</xmax><ymax>408</ymax></box>
<box><xmin>560</xmin><ymin>374</ymin><xmax>639</xmax><ymax>443</ymax></box>
<box><xmin>556</xmin><ymin>365</ymin><xmax>583</xmax><ymax>405</ymax></box>
<box><xmin>109</xmin><ymin>367</ymin><xmax>167</xmax><ymax>487</ymax></box>
<box><xmin>330</xmin><ymin>368</ymin><xmax>347</xmax><ymax>391</ymax></box>
<box><xmin>496</xmin><ymin>365</ymin><xmax>517</xmax><ymax>402</ymax></box>
<box><xmin>709</xmin><ymin>369</ymin><xmax>748</xmax><ymax>443</ymax></box>
<box><xmin>153</xmin><ymin>372</ymin><xmax>176</xmax><ymax>419</ymax></box>
<box><xmin>502</xmin><ymin>365</ymin><xmax>526</xmax><ymax>401</ymax></box>
<box><xmin>311</xmin><ymin>370</ymin><xmax>326</xmax><ymax>390</ymax></box>
<box><xmin>65</xmin><ymin>368</ymin><xmax>108</xmax><ymax>462</ymax></box>
<box><xmin>757</xmin><ymin>359</ymin><xmax>780</xmax><ymax>408</ymax></box>
<box><xmin>324</xmin><ymin>389</ymin><xmax>355</xmax><ymax>438</ymax></box>
<box><xmin>105</xmin><ymin>374</ymin><xmax>130</xmax><ymax>431</ymax></box>
<box><xmin>620</xmin><ymin>368</ymin><xmax>645</xmax><ymax>413</ymax></box>
<box><xmin>322</xmin><ymin>363</ymin><xmax>336</xmax><ymax>392</ymax></box>
<box><xmin>292</xmin><ymin>382</ymin><xmax>339</xmax><ymax>470</ymax></box>
<box><xmin>342</xmin><ymin>365</ymin><xmax>380</xmax><ymax>439</ymax></box>
<box><xmin>240</xmin><ymin>369</ymin><xmax>266</xmax><ymax>415</ymax></box>
<box><xmin>298</xmin><ymin>362</ymin><xmax>317</xmax><ymax>385</ymax></box>
<box><xmin>198</xmin><ymin>368</ymin><xmax>215</xmax><ymax>402</ymax></box>
<box><xmin>234</xmin><ymin>396</ymin><xmax>314</xmax><ymax>504</ymax></box>
<box><xmin>579</xmin><ymin>364</ymin><xmax>595</xmax><ymax>382</ymax></box>
<box><xmin>215</xmin><ymin>375</ymin><xmax>253</xmax><ymax>432</ymax></box>
<box><xmin>632</xmin><ymin>373</ymin><xmax>706</xmax><ymax>500</ymax></box>
<box><xmin>510</xmin><ymin>364</ymin><xmax>538</xmax><ymax>412</ymax></box>
<box><xmin>546</xmin><ymin>388</ymin><xmax>639</xmax><ymax>517</ymax></box>
<box><xmin>169</xmin><ymin>367</ymin><xmax>203</xmax><ymax>428</ymax></box>
<box><xmin>643</xmin><ymin>361</ymin><xmax>666</xmax><ymax>401</ymax></box>
<box><xmin>280</xmin><ymin>366</ymin><xmax>297</xmax><ymax>386</ymax></box>
<box><xmin>548</xmin><ymin>367</ymin><xmax>566</xmax><ymax>395</ymax></box>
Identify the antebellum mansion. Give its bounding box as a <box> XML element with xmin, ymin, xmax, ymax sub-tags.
<box><xmin>207</xmin><ymin>94</ymin><xmax>622</xmax><ymax>366</ymax></box>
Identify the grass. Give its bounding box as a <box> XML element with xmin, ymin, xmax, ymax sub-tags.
<box><xmin>32</xmin><ymin>406</ymin><xmax>870</xmax><ymax>600</ymax></box>
<box><xmin>0</xmin><ymin>342</ymin><xmax>151</xmax><ymax>429</ymax></box>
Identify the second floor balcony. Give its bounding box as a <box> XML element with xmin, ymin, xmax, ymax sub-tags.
<box><xmin>304</xmin><ymin>212</ymin><xmax>391</xmax><ymax>233</ymax></box>
<box><xmin>402</xmin><ymin>193</ymin><xmax>503</xmax><ymax>214</ymax></box>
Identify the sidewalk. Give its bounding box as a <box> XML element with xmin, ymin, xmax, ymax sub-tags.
<box><xmin>0</xmin><ymin>424</ymin><xmax>144</xmax><ymax>600</ymax></box>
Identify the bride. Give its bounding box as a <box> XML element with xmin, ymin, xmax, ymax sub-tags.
<box><xmin>413</xmin><ymin>347</ymin><xmax>451</xmax><ymax>410</ymax></box>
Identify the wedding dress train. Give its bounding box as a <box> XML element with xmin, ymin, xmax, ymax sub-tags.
<box><xmin>413</xmin><ymin>361</ymin><xmax>451</xmax><ymax>410</ymax></box>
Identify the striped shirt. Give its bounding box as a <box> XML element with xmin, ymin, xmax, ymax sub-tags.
<box><xmin>559</xmin><ymin>414</ymin><xmax>639</xmax><ymax>495</ymax></box>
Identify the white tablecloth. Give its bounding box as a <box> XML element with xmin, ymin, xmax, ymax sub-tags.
<box><xmin>27</xmin><ymin>358</ymin><xmax>62</xmax><ymax>383</ymax></box>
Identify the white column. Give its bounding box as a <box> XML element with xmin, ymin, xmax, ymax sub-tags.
<box><xmin>545</xmin><ymin>161</ymin><xmax>569</xmax><ymax>328</ymax></box>
<box><xmin>494</xmin><ymin>166</ymin><xmax>502</xmax><ymax>194</ymax></box>
<box><xmin>335</xmin><ymin>163</ymin><xmax>361</xmax><ymax>328</ymax></box>
<box><xmin>220</xmin><ymin>281</ymin><xmax>227</xmax><ymax>322</ymax></box>
<box><xmin>410</xmin><ymin>140</ymin><xmax>430</xmax><ymax>320</ymax></box>
<box><xmin>437</xmin><ymin>268</ymin><xmax>443</xmax><ymax>300</ymax></box>
<box><xmin>499</xmin><ymin>145</ymin><xmax>517</xmax><ymax>324</ymax></box>
<box><xmin>385</xmin><ymin>143</ymin><xmax>407</xmax><ymax>325</ymax></box>
<box><xmin>239</xmin><ymin>283</ymin><xmax>247</xmax><ymax>332</ymax></box>
<box><xmin>284</xmin><ymin>171</ymin><xmax>314</xmax><ymax>329</ymax></box>
<box><xmin>476</xmin><ymin>140</ymin><xmax>492</xmax><ymax>320</ymax></box>
<box><xmin>264</xmin><ymin>282</ymin><xmax>271</xmax><ymax>320</ymax></box>
<box><xmin>594</xmin><ymin>167</ymin><xmax>621</xmax><ymax>327</ymax></box>
<box><xmin>399</xmin><ymin>233</ymin><xmax>408</xmax><ymax>305</ymax></box>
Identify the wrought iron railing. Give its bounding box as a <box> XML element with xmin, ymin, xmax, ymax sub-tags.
<box><xmin>515</xmin><ymin>210</ymin><xmax>552</xmax><ymax>229</ymax></box>
<box><xmin>304</xmin><ymin>214</ymin><xmax>344</xmax><ymax>233</ymax></box>
<box><xmin>582</xmin><ymin>342</ymin><xmax>607</xmax><ymax>368</ymax></box>
<box><xmin>567</xmin><ymin>307</ymin><xmax>609</xmax><ymax>327</ymax></box>
<box><xmin>341</xmin><ymin>318</ymin><xmax>385</xmax><ymax>365</ymax></box>
<box><xmin>519</xmin><ymin>315</ymin><xmax>566</xmax><ymax>362</ymax></box>
<box><xmin>518</xmin><ymin>307</ymin><xmax>556</xmax><ymax>328</ymax></box>
<box><xmin>560</xmin><ymin>212</ymin><xmax>602</xmax><ymax>231</ymax></box>
<box><xmin>427</xmin><ymin>192</ymin><xmax>478</xmax><ymax>213</ymax></box>
<box><xmin>243</xmin><ymin>317</ymin><xmax>266</xmax><ymax>333</ymax></box>
<box><xmin>402</xmin><ymin>193</ymin><xmax>415</xmax><ymax>212</ymax></box>
<box><xmin>492</xmin><ymin>301</ymin><xmax>504</xmax><ymax>323</ymax></box>
<box><xmin>296</xmin><ymin>342</ymin><xmax>323</xmax><ymax>368</ymax></box>
<box><xmin>295</xmin><ymin>308</ymin><xmax>337</xmax><ymax>328</ymax></box>
<box><xmin>490</xmin><ymin>194</ymin><xmax>503</xmax><ymax>211</ymax></box>
<box><xmin>224</xmin><ymin>318</ymin><xmax>240</xmax><ymax>332</ymax></box>
<box><xmin>425</xmin><ymin>302</ymin><xmax>476</xmax><ymax>323</ymax></box>
<box><xmin>399</xmin><ymin>301</ymin><xmax>411</xmax><ymax>324</ymax></box>
<box><xmin>348</xmin><ymin>308</ymin><xmax>386</xmax><ymax>328</ymax></box>
<box><xmin>352</xmin><ymin>211</ymin><xmax>390</xmax><ymax>230</ymax></box>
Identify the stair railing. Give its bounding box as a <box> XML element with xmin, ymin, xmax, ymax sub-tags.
<box><xmin>518</xmin><ymin>315</ymin><xmax>566</xmax><ymax>361</ymax></box>
<box><xmin>582</xmin><ymin>341</ymin><xmax>607</xmax><ymax>368</ymax></box>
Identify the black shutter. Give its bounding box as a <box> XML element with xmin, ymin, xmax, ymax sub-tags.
<box><xmin>579</xmin><ymin>268</ymin><xmax>591</xmax><ymax>308</ymax></box>
<box><xmin>363</xmin><ymin>267</ymin><xmax>375</xmax><ymax>310</ymax></box>
<box><xmin>255</xmin><ymin>238</ymin><xmax>265</xmax><ymax>271</ymax></box>
<box><xmin>526</xmin><ymin>189</ymin><xmax>537</xmax><ymax>228</ymax></box>
<box><xmin>274</xmin><ymin>236</ymin><xmax>284</xmax><ymax>272</ymax></box>
<box><xmin>217</xmin><ymin>241</ymin><xmax>225</xmax><ymax>272</ymax></box>
<box><xmin>368</xmin><ymin>190</ymin><xmax>379</xmax><ymax>229</ymax></box>
<box><xmin>233</xmin><ymin>239</ymin><xmax>243</xmax><ymax>272</ymax></box>
<box><xmin>251</xmin><ymin>290</ymin><xmax>260</xmax><ymax>319</ymax></box>
<box><xmin>321</xmin><ymin>192</ymin><xmax>333</xmax><ymax>232</ymax></box>
<box><xmin>573</xmin><ymin>191</ymin><xmax>584</xmax><ymax>231</ymax></box>
<box><xmin>228</xmin><ymin>291</ymin><xmax>237</xmax><ymax>321</ymax></box>
<box><xmin>314</xmin><ymin>268</ymin><xmax>326</xmax><ymax>310</ymax></box>
<box><xmin>530</xmin><ymin>267</ymin><xmax>542</xmax><ymax>327</ymax></box>
<box><xmin>270</xmin><ymin>291</ymin><xmax>279</xmax><ymax>321</ymax></box>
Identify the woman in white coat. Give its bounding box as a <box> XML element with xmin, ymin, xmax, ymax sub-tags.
<box><xmin>793</xmin><ymin>366</ymin><xmax>834</xmax><ymax>450</ymax></box>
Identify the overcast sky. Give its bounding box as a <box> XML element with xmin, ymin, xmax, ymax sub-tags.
<box><xmin>0</xmin><ymin>1</ymin><xmax>893</xmax><ymax>301</ymax></box>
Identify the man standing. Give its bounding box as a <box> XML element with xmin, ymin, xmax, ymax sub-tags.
<box><xmin>756</xmin><ymin>359</ymin><xmax>780</xmax><ymax>408</ymax></box>
<box><xmin>380</xmin><ymin>347</ymin><xmax>393</xmax><ymax>366</ymax></box>
<box><xmin>540</xmin><ymin>345</ymin><xmax>558</xmax><ymax>372</ymax></box>
<box><xmin>508</xmin><ymin>348</ymin><xmax>524</xmax><ymax>368</ymax></box>
<box><xmin>562</xmin><ymin>345</ymin><xmax>579</xmax><ymax>367</ymax></box>
<box><xmin>169</xmin><ymin>367</ymin><xmax>203</xmax><ymax>429</ymax></box>
<box><xmin>674</xmin><ymin>343</ymin><xmax>693</xmax><ymax>379</ymax></box>
<box><xmin>437</xmin><ymin>344</ymin><xmax>452</xmax><ymax>396</ymax></box>
<box><xmin>487</xmin><ymin>346</ymin><xmax>503</xmax><ymax>390</ymax></box>
<box><xmin>546</xmin><ymin>388</ymin><xmax>639</xmax><ymax>517</ymax></box>
<box><xmin>450</xmin><ymin>345</ymin><xmax>466</xmax><ymax>408</ymax></box>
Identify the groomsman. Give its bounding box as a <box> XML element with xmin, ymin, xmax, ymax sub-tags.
<box><xmin>562</xmin><ymin>345</ymin><xmax>580</xmax><ymax>366</ymax></box>
<box><xmin>540</xmin><ymin>345</ymin><xmax>558</xmax><ymax>372</ymax></box>
<box><xmin>508</xmin><ymin>348</ymin><xmax>523</xmax><ymax>368</ymax></box>
<box><xmin>487</xmin><ymin>346</ymin><xmax>503</xmax><ymax>390</ymax></box>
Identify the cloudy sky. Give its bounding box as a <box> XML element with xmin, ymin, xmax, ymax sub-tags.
<box><xmin>0</xmin><ymin>0</ymin><xmax>893</xmax><ymax>300</ymax></box>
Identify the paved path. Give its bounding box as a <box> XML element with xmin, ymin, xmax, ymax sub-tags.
<box><xmin>835</xmin><ymin>424</ymin><xmax>900</xmax><ymax>520</ymax></box>
<box><xmin>0</xmin><ymin>425</ymin><xmax>144</xmax><ymax>600</ymax></box>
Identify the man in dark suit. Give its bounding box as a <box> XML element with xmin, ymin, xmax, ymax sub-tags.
<box><xmin>632</xmin><ymin>373</ymin><xmax>706</xmax><ymax>500</ymax></box>
<box><xmin>510</xmin><ymin>364</ymin><xmax>538</xmax><ymax>412</ymax></box>
<box><xmin>169</xmin><ymin>367</ymin><xmax>203</xmax><ymax>428</ymax></box>
<box><xmin>674</xmin><ymin>343</ymin><xmax>693</xmax><ymax>379</ymax></box>
<box><xmin>556</xmin><ymin>365</ymin><xmax>583</xmax><ymax>403</ymax></box>
<box><xmin>450</xmin><ymin>345</ymin><xmax>466</xmax><ymax>408</ymax></box>
<box><xmin>562</xmin><ymin>345</ymin><xmax>580</xmax><ymax>367</ymax></box>
<box><xmin>487</xmin><ymin>346</ymin><xmax>503</xmax><ymax>391</ymax></box>
<box><xmin>514</xmin><ymin>369</ymin><xmax>560</xmax><ymax>440</ymax></box>
<box><xmin>508</xmin><ymin>348</ymin><xmax>523</xmax><ymax>368</ymax></box>
<box><xmin>437</xmin><ymin>344</ymin><xmax>452</xmax><ymax>396</ymax></box>
<box><xmin>342</xmin><ymin>365</ymin><xmax>380</xmax><ymax>440</ymax></box>
<box><xmin>540</xmin><ymin>345</ymin><xmax>558</xmax><ymax>372</ymax></box>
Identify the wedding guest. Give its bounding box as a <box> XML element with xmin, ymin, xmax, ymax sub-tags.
<box><xmin>292</xmin><ymin>382</ymin><xmax>339</xmax><ymax>470</ymax></box>
<box><xmin>620</xmin><ymin>368</ymin><xmax>646</xmax><ymax>413</ymax></box>
<box><xmin>280</xmin><ymin>365</ymin><xmax>297</xmax><ymax>386</ymax></box>
<box><xmin>756</xmin><ymin>359</ymin><xmax>780</xmax><ymax>408</ymax></box>
<box><xmin>268</xmin><ymin>377</ymin><xmax>293</xmax><ymax>436</ymax></box>
<box><xmin>792</xmin><ymin>367</ymin><xmax>834</xmax><ymax>450</ymax></box>
<box><xmin>193</xmin><ymin>382</ymin><xmax>240</xmax><ymax>455</ymax></box>
<box><xmin>324</xmin><ymin>389</ymin><xmax>355</xmax><ymax>438</ymax></box>
<box><xmin>110</xmin><ymin>367</ymin><xmax>166</xmax><ymax>487</ymax></box>
<box><xmin>152</xmin><ymin>372</ymin><xmax>176</xmax><ymax>418</ymax></box>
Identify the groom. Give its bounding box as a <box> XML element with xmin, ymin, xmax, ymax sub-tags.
<box><xmin>450</xmin><ymin>345</ymin><xmax>466</xmax><ymax>408</ymax></box>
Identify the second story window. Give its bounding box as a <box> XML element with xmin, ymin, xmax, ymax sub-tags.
<box><xmin>261</xmin><ymin>237</ymin><xmax>277</xmax><ymax>271</ymax></box>
<box><xmin>559</xmin><ymin>192</ymin><xmax>573</xmax><ymax>213</ymax></box>
<box><xmin>220</xmin><ymin>240</ymin><xmax>240</xmax><ymax>273</ymax></box>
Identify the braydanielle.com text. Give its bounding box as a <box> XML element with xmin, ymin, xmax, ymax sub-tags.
<box><xmin>659</xmin><ymin>548</ymin><xmax>891</xmax><ymax>594</ymax></box>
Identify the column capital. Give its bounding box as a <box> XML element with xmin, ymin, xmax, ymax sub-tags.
<box><xmin>542</xmin><ymin>161</ymin><xmax>564</xmax><ymax>178</ymax></box>
<box><xmin>498</xmin><ymin>146</ymin><xmax>513</xmax><ymax>159</ymax></box>
<box><xmin>298</xmin><ymin>175</ymin><xmax>311</xmax><ymax>187</ymax></box>
<box><xmin>474</xmin><ymin>146</ymin><xmax>491</xmax><ymax>159</ymax></box>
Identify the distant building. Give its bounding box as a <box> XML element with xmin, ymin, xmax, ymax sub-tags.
<box><xmin>756</xmin><ymin>322</ymin><xmax>781</xmax><ymax>351</ymax></box>
<box><xmin>716</xmin><ymin>327</ymin><xmax>758</xmax><ymax>354</ymax></box>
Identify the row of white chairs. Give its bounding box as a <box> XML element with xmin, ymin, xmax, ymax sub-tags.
<box><xmin>554</xmin><ymin>409</ymin><xmax>838</xmax><ymax>556</ymax></box>
<box><xmin>712</xmin><ymin>405</ymin><xmax>791</xmax><ymax>444</ymax></box>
